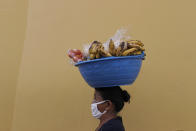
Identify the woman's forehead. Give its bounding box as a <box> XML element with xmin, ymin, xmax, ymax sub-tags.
<box><xmin>94</xmin><ymin>90</ymin><xmax>103</xmax><ymax>100</ymax></box>
<box><xmin>94</xmin><ymin>90</ymin><xmax>100</xmax><ymax>96</ymax></box>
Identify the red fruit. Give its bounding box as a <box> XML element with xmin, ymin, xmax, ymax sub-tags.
<box><xmin>68</xmin><ymin>49</ymin><xmax>84</xmax><ymax>63</ymax></box>
<box><xmin>73</xmin><ymin>49</ymin><xmax>82</xmax><ymax>55</ymax></box>
<box><xmin>79</xmin><ymin>53</ymin><xmax>83</xmax><ymax>58</ymax></box>
<box><xmin>72</xmin><ymin>56</ymin><xmax>78</xmax><ymax>62</ymax></box>
<box><xmin>68</xmin><ymin>49</ymin><xmax>75</xmax><ymax>58</ymax></box>
<box><xmin>68</xmin><ymin>52</ymin><xmax>75</xmax><ymax>58</ymax></box>
<box><xmin>77</xmin><ymin>52</ymin><xmax>83</xmax><ymax>58</ymax></box>
<box><xmin>75</xmin><ymin>55</ymin><xmax>82</xmax><ymax>59</ymax></box>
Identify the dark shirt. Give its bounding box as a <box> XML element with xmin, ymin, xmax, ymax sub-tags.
<box><xmin>98</xmin><ymin>116</ymin><xmax>125</xmax><ymax>131</ymax></box>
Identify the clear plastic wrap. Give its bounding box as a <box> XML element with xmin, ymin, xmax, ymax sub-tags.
<box><xmin>103</xmin><ymin>28</ymin><xmax>131</xmax><ymax>52</ymax></box>
<box><xmin>82</xmin><ymin>43</ymin><xmax>91</xmax><ymax>60</ymax></box>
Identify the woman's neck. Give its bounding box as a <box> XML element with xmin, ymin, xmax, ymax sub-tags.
<box><xmin>99</xmin><ymin>112</ymin><xmax>117</xmax><ymax>127</ymax></box>
<box><xmin>95</xmin><ymin>113</ymin><xmax>117</xmax><ymax>131</ymax></box>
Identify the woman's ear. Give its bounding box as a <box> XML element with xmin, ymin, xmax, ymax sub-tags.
<box><xmin>105</xmin><ymin>100</ymin><xmax>113</xmax><ymax>111</ymax></box>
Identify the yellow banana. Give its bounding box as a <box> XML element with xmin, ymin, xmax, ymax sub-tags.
<box><xmin>109</xmin><ymin>39</ymin><xmax>116</xmax><ymax>56</ymax></box>
<box><xmin>95</xmin><ymin>52</ymin><xmax>101</xmax><ymax>59</ymax></box>
<box><xmin>89</xmin><ymin>41</ymin><xmax>102</xmax><ymax>54</ymax></box>
<box><xmin>134</xmin><ymin>50</ymin><xmax>142</xmax><ymax>55</ymax></box>
<box><xmin>99</xmin><ymin>46</ymin><xmax>112</xmax><ymax>57</ymax></box>
<box><xmin>122</xmin><ymin>48</ymin><xmax>138</xmax><ymax>56</ymax></box>
<box><xmin>116</xmin><ymin>47</ymin><xmax>122</xmax><ymax>56</ymax></box>
<box><xmin>90</xmin><ymin>54</ymin><xmax>95</xmax><ymax>60</ymax></box>
<box><xmin>140</xmin><ymin>47</ymin><xmax>145</xmax><ymax>51</ymax></box>
<box><xmin>89</xmin><ymin>43</ymin><xmax>97</xmax><ymax>54</ymax></box>
<box><xmin>127</xmin><ymin>43</ymin><xmax>145</xmax><ymax>51</ymax></box>
<box><xmin>127</xmin><ymin>40</ymin><xmax>144</xmax><ymax>47</ymax></box>
<box><xmin>116</xmin><ymin>42</ymin><xmax>127</xmax><ymax>56</ymax></box>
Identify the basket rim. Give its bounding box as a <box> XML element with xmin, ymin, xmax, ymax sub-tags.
<box><xmin>74</xmin><ymin>52</ymin><xmax>145</xmax><ymax>67</ymax></box>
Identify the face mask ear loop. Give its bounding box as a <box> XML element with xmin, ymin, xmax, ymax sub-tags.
<box><xmin>99</xmin><ymin>100</ymin><xmax>110</xmax><ymax>112</ymax></box>
<box><xmin>95</xmin><ymin>100</ymin><xmax>109</xmax><ymax>105</ymax></box>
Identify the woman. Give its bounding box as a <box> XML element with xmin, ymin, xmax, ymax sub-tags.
<box><xmin>91</xmin><ymin>86</ymin><xmax>130</xmax><ymax>131</ymax></box>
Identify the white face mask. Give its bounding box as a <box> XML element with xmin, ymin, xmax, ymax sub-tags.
<box><xmin>91</xmin><ymin>100</ymin><xmax>108</xmax><ymax>119</ymax></box>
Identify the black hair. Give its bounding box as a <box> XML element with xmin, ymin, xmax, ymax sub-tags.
<box><xmin>95</xmin><ymin>86</ymin><xmax>130</xmax><ymax>113</ymax></box>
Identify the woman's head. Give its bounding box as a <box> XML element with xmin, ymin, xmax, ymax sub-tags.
<box><xmin>92</xmin><ymin>86</ymin><xmax>130</xmax><ymax>116</ymax></box>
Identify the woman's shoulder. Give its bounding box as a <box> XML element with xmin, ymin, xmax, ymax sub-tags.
<box><xmin>99</xmin><ymin>116</ymin><xmax>125</xmax><ymax>131</ymax></box>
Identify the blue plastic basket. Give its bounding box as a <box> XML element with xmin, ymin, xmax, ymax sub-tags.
<box><xmin>75</xmin><ymin>52</ymin><xmax>145</xmax><ymax>88</ymax></box>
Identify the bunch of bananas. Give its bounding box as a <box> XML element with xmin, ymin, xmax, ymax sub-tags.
<box><xmin>122</xmin><ymin>40</ymin><xmax>145</xmax><ymax>56</ymax></box>
<box><xmin>88</xmin><ymin>40</ymin><xmax>145</xmax><ymax>60</ymax></box>
<box><xmin>89</xmin><ymin>41</ymin><xmax>112</xmax><ymax>60</ymax></box>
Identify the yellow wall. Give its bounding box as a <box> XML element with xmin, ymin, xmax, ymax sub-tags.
<box><xmin>1</xmin><ymin>0</ymin><xmax>196</xmax><ymax>131</ymax></box>
<box><xmin>0</xmin><ymin>0</ymin><xmax>28</xmax><ymax>131</ymax></box>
